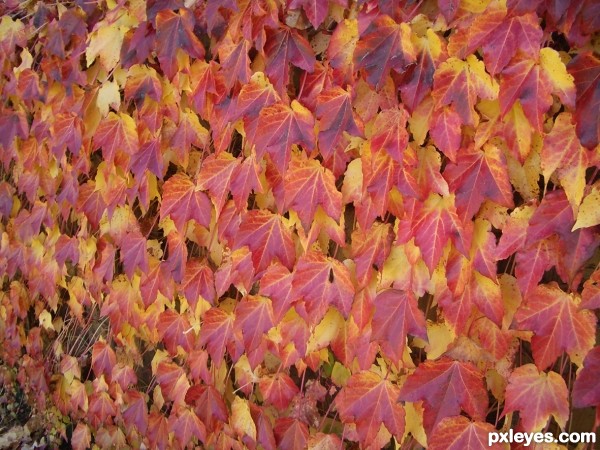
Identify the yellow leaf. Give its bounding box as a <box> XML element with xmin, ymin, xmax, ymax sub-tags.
<box><xmin>402</xmin><ymin>401</ymin><xmax>427</xmax><ymax>447</ymax></box>
<box><xmin>424</xmin><ymin>320</ymin><xmax>455</xmax><ymax>359</ymax></box>
<box><xmin>96</xmin><ymin>80</ymin><xmax>121</xmax><ymax>117</ymax></box>
<box><xmin>539</xmin><ymin>48</ymin><xmax>575</xmax><ymax>108</ymax></box>
<box><xmin>573</xmin><ymin>185</ymin><xmax>600</xmax><ymax>230</ymax></box>
<box><xmin>307</xmin><ymin>307</ymin><xmax>344</xmax><ymax>353</ymax></box>
<box><xmin>39</xmin><ymin>310</ymin><xmax>54</xmax><ymax>331</ymax></box>
<box><xmin>86</xmin><ymin>24</ymin><xmax>127</xmax><ymax>71</ymax></box>
<box><xmin>231</xmin><ymin>397</ymin><xmax>257</xmax><ymax>441</ymax></box>
<box><xmin>408</xmin><ymin>96</ymin><xmax>433</xmax><ymax>145</ymax></box>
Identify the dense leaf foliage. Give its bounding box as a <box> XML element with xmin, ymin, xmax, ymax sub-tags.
<box><xmin>0</xmin><ymin>0</ymin><xmax>599</xmax><ymax>448</ymax></box>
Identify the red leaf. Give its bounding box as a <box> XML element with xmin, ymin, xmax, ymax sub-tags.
<box><xmin>91</xmin><ymin>340</ymin><xmax>116</xmax><ymax>381</ymax></box>
<box><xmin>573</xmin><ymin>346</ymin><xmax>600</xmax><ymax>408</ymax></box>
<box><xmin>581</xmin><ymin>269</ymin><xmax>600</xmax><ymax>310</ymax></box>
<box><xmin>429</xmin><ymin>416</ymin><xmax>506</xmax><ymax>450</ymax></box>
<box><xmin>336</xmin><ymin>371</ymin><xmax>405</xmax><ymax>445</ymax></box>
<box><xmin>398</xmin><ymin>358</ymin><xmax>488</xmax><ymax>433</ymax></box>
<box><xmin>218</xmin><ymin>35</ymin><xmax>252</xmax><ymax>88</ymax></box>
<box><xmin>155</xmin><ymin>8</ymin><xmax>204</xmax><ymax>79</ymax></box>
<box><xmin>354</xmin><ymin>15</ymin><xmax>416</xmax><ymax>88</ymax></box>
<box><xmin>254</xmin><ymin>101</ymin><xmax>315</xmax><ymax>173</ymax></box>
<box><xmin>235</xmin><ymin>210</ymin><xmax>296</xmax><ymax>274</ymax></box>
<box><xmin>503</xmin><ymin>364</ymin><xmax>569</xmax><ymax>432</ymax></box>
<box><xmin>284</xmin><ymin>154</ymin><xmax>342</xmax><ymax>228</ymax></box>
<box><xmin>499</xmin><ymin>56</ymin><xmax>553</xmax><ymax>132</ymax></box>
<box><xmin>197</xmin><ymin>152</ymin><xmax>240</xmax><ymax>216</ymax></box>
<box><xmin>155</xmin><ymin>361</ymin><xmax>190</xmax><ymax>406</ymax></box>
<box><xmin>514</xmin><ymin>283</ymin><xmax>596</xmax><ymax>370</ymax></box>
<box><xmin>160</xmin><ymin>173</ymin><xmax>212</xmax><ymax>232</ymax></box>
<box><xmin>119</xmin><ymin>230</ymin><xmax>148</xmax><ymax>278</ymax></box>
<box><xmin>259</xmin><ymin>373</ymin><xmax>299</xmax><ymax>409</ymax></box>
<box><xmin>350</xmin><ymin>221</ymin><xmax>394</xmax><ymax>287</ymax></box>
<box><xmin>443</xmin><ymin>143</ymin><xmax>513</xmax><ymax>222</ymax></box>
<box><xmin>186</xmin><ymin>385</ymin><xmax>229</xmax><ymax>432</ymax></box>
<box><xmin>93</xmin><ymin>112</ymin><xmax>139</xmax><ymax>162</ymax></box>
<box><xmin>292</xmin><ymin>250</ymin><xmax>355</xmax><ymax>323</ymax></box>
<box><xmin>170</xmin><ymin>406</ymin><xmax>207</xmax><ymax>447</ymax></box>
<box><xmin>122</xmin><ymin>390</ymin><xmax>148</xmax><ymax>434</ymax></box>
<box><xmin>316</xmin><ymin>87</ymin><xmax>363</xmax><ymax>159</ymax></box>
<box><xmin>264</xmin><ymin>26</ymin><xmax>315</xmax><ymax>93</ymax></box>
<box><xmin>430</xmin><ymin>106</ymin><xmax>461</xmax><ymax>162</ymax></box>
<box><xmin>235</xmin><ymin>295</ymin><xmax>274</xmax><ymax>355</ymax></box>
<box><xmin>259</xmin><ymin>262</ymin><xmax>295</xmax><ymax>323</ymax></box>
<box><xmin>288</xmin><ymin>0</ymin><xmax>329</xmax><ymax>28</ymax></box>
<box><xmin>157</xmin><ymin>310</ymin><xmax>195</xmax><ymax>354</ymax></box>
<box><xmin>199</xmin><ymin>308</ymin><xmax>235</xmax><ymax>364</ymax></box>
<box><xmin>568</xmin><ymin>52</ymin><xmax>600</xmax><ymax>149</ymax></box>
<box><xmin>372</xmin><ymin>289</ymin><xmax>427</xmax><ymax>362</ymax></box>
<box><xmin>274</xmin><ymin>417</ymin><xmax>309</xmax><ymax>450</ymax></box>
<box><xmin>181</xmin><ymin>259</ymin><xmax>215</xmax><ymax>307</ymax></box>
<box><xmin>449</xmin><ymin>9</ymin><xmax>542</xmax><ymax>75</ymax></box>
<box><xmin>411</xmin><ymin>193</ymin><xmax>469</xmax><ymax>273</ymax></box>
<box><xmin>370</xmin><ymin>107</ymin><xmax>409</xmax><ymax>162</ymax></box>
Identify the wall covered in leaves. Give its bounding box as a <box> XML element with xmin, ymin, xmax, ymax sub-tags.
<box><xmin>0</xmin><ymin>0</ymin><xmax>599</xmax><ymax>448</ymax></box>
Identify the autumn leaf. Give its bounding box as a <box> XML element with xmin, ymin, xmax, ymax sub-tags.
<box><xmin>444</xmin><ymin>143</ymin><xmax>514</xmax><ymax>221</ymax></box>
<box><xmin>155</xmin><ymin>8</ymin><xmax>204</xmax><ymax>79</ymax></box>
<box><xmin>354</xmin><ymin>15</ymin><xmax>415</xmax><ymax>88</ymax></box>
<box><xmin>253</xmin><ymin>101</ymin><xmax>315</xmax><ymax>173</ymax></box>
<box><xmin>371</xmin><ymin>289</ymin><xmax>427</xmax><ymax>362</ymax></box>
<box><xmin>567</xmin><ymin>52</ymin><xmax>600</xmax><ymax>149</ymax></box>
<box><xmin>336</xmin><ymin>370</ymin><xmax>405</xmax><ymax>446</ymax></box>
<box><xmin>284</xmin><ymin>153</ymin><xmax>342</xmax><ymax>228</ymax></box>
<box><xmin>160</xmin><ymin>173</ymin><xmax>212</xmax><ymax>232</ymax></box>
<box><xmin>503</xmin><ymin>364</ymin><xmax>569</xmax><ymax>432</ymax></box>
<box><xmin>429</xmin><ymin>416</ymin><xmax>508</xmax><ymax>450</ymax></box>
<box><xmin>235</xmin><ymin>209</ymin><xmax>296</xmax><ymax>274</ymax></box>
<box><xmin>398</xmin><ymin>358</ymin><xmax>488</xmax><ymax>433</ymax></box>
<box><xmin>514</xmin><ymin>283</ymin><xmax>597</xmax><ymax>369</ymax></box>
<box><xmin>292</xmin><ymin>250</ymin><xmax>355</xmax><ymax>323</ymax></box>
<box><xmin>572</xmin><ymin>346</ymin><xmax>600</xmax><ymax>408</ymax></box>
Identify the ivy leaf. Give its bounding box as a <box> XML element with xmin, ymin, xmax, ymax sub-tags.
<box><xmin>336</xmin><ymin>371</ymin><xmax>405</xmax><ymax>446</ymax></box>
<box><xmin>155</xmin><ymin>8</ymin><xmax>204</xmax><ymax>79</ymax></box>
<box><xmin>351</xmin><ymin>222</ymin><xmax>394</xmax><ymax>287</ymax></box>
<box><xmin>157</xmin><ymin>310</ymin><xmax>194</xmax><ymax>355</ymax></box>
<box><xmin>499</xmin><ymin>56</ymin><xmax>553</xmax><ymax>132</ymax></box>
<box><xmin>503</xmin><ymin>364</ymin><xmax>569</xmax><ymax>432</ymax></box>
<box><xmin>567</xmin><ymin>52</ymin><xmax>600</xmax><ymax>149</ymax></box>
<box><xmin>429</xmin><ymin>416</ymin><xmax>507</xmax><ymax>450</ymax></box>
<box><xmin>284</xmin><ymin>154</ymin><xmax>342</xmax><ymax>228</ymax></box>
<box><xmin>264</xmin><ymin>26</ymin><xmax>315</xmax><ymax>93</ymax></box>
<box><xmin>572</xmin><ymin>346</ymin><xmax>600</xmax><ymax>408</ymax></box>
<box><xmin>354</xmin><ymin>15</ymin><xmax>416</xmax><ymax>88</ymax></box>
<box><xmin>234</xmin><ymin>210</ymin><xmax>296</xmax><ymax>274</ymax></box>
<box><xmin>515</xmin><ymin>283</ymin><xmax>597</xmax><ymax>370</ymax></box>
<box><xmin>370</xmin><ymin>107</ymin><xmax>409</xmax><ymax>163</ymax></box>
<box><xmin>398</xmin><ymin>358</ymin><xmax>488</xmax><ymax>433</ymax></box>
<box><xmin>254</xmin><ymin>101</ymin><xmax>315</xmax><ymax>173</ymax></box>
<box><xmin>449</xmin><ymin>8</ymin><xmax>542</xmax><ymax>75</ymax></box>
<box><xmin>432</xmin><ymin>55</ymin><xmax>498</xmax><ymax>126</ymax></box>
<box><xmin>541</xmin><ymin>112</ymin><xmax>588</xmax><ymax>211</ymax></box>
<box><xmin>93</xmin><ymin>112</ymin><xmax>139</xmax><ymax>162</ymax></box>
<box><xmin>199</xmin><ymin>308</ymin><xmax>235</xmax><ymax>365</ymax></box>
<box><xmin>235</xmin><ymin>295</ymin><xmax>274</xmax><ymax>356</ymax></box>
<box><xmin>316</xmin><ymin>87</ymin><xmax>363</xmax><ymax>159</ymax></box>
<box><xmin>170</xmin><ymin>406</ymin><xmax>206</xmax><ymax>447</ymax></box>
<box><xmin>412</xmin><ymin>193</ymin><xmax>469</xmax><ymax>273</ymax></box>
<box><xmin>371</xmin><ymin>289</ymin><xmax>427</xmax><ymax>362</ymax></box>
<box><xmin>159</xmin><ymin>173</ymin><xmax>212</xmax><ymax>232</ymax></box>
<box><xmin>292</xmin><ymin>250</ymin><xmax>355</xmax><ymax>323</ymax></box>
<box><xmin>443</xmin><ymin>143</ymin><xmax>513</xmax><ymax>221</ymax></box>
